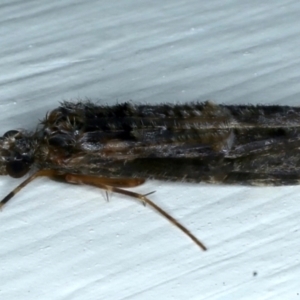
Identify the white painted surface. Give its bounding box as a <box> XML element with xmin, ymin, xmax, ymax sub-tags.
<box><xmin>1</xmin><ymin>1</ymin><xmax>300</xmax><ymax>299</ymax></box>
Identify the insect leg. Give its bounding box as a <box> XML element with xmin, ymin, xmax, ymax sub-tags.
<box><xmin>0</xmin><ymin>171</ymin><xmax>146</xmax><ymax>209</ymax></box>
<box><xmin>68</xmin><ymin>176</ymin><xmax>146</xmax><ymax>187</ymax></box>
<box><xmin>0</xmin><ymin>171</ymin><xmax>207</xmax><ymax>251</ymax></box>
<box><xmin>0</xmin><ymin>170</ymin><xmax>58</xmax><ymax>208</ymax></box>
<box><xmin>64</xmin><ymin>173</ymin><xmax>207</xmax><ymax>251</ymax></box>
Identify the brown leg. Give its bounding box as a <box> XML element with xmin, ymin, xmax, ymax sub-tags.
<box><xmin>0</xmin><ymin>171</ymin><xmax>207</xmax><ymax>251</ymax></box>
<box><xmin>0</xmin><ymin>170</ymin><xmax>58</xmax><ymax>208</ymax></box>
<box><xmin>0</xmin><ymin>171</ymin><xmax>145</xmax><ymax>208</ymax></box>
<box><xmin>65</xmin><ymin>174</ymin><xmax>207</xmax><ymax>251</ymax></box>
<box><xmin>65</xmin><ymin>175</ymin><xmax>146</xmax><ymax>187</ymax></box>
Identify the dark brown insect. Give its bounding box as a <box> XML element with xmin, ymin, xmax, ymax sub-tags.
<box><xmin>1</xmin><ymin>101</ymin><xmax>300</xmax><ymax>251</ymax></box>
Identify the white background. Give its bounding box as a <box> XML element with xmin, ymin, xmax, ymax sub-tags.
<box><xmin>1</xmin><ymin>1</ymin><xmax>300</xmax><ymax>299</ymax></box>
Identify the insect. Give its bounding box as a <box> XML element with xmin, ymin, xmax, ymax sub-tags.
<box><xmin>1</xmin><ymin>101</ymin><xmax>300</xmax><ymax>251</ymax></box>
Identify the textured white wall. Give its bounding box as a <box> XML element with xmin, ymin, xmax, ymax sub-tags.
<box><xmin>1</xmin><ymin>1</ymin><xmax>300</xmax><ymax>299</ymax></box>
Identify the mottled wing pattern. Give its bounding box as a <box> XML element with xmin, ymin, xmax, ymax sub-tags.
<box><xmin>39</xmin><ymin>101</ymin><xmax>300</xmax><ymax>185</ymax></box>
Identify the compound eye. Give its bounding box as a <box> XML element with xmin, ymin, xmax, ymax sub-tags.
<box><xmin>6</xmin><ymin>160</ymin><xmax>30</xmax><ymax>178</ymax></box>
<box><xmin>3</xmin><ymin>130</ymin><xmax>20</xmax><ymax>138</ymax></box>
